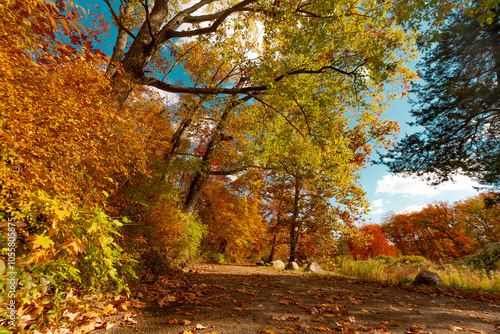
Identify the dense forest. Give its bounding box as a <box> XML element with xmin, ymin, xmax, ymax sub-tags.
<box><xmin>0</xmin><ymin>0</ymin><xmax>498</xmax><ymax>332</ymax></box>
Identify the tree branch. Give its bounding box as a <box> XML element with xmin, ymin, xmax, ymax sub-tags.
<box><xmin>103</xmin><ymin>0</ymin><xmax>136</xmax><ymax>39</ymax></box>
<box><xmin>168</xmin><ymin>0</ymin><xmax>257</xmax><ymax>38</ymax></box>
<box><xmin>139</xmin><ymin>0</ymin><xmax>156</xmax><ymax>42</ymax></box>
<box><xmin>141</xmin><ymin>64</ymin><xmax>357</xmax><ymax>94</ymax></box>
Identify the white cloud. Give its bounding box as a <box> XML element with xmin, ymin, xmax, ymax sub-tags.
<box><xmin>371</xmin><ymin>199</ymin><xmax>388</xmax><ymax>208</ymax></box>
<box><xmin>375</xmin><ymin>174</ymin><xmax>480</xmax><ymax>197</ymax></box>
<box><xmin>398</xmin><ymin>205</ymin><xmax>425</xmax><ymax>214</ymax></box>
<box><xmin>369</xmin><ymin>208</ymin><xmax>385</xmax><ymax>215</ymax></box>
<box><xmin>147</xmin><ymin>87</ymin><xmax>179</xmax><ymax>106</ymax></box>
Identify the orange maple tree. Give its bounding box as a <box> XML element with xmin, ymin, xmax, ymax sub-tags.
<box><xmin>381</xmin><ymin>194</ymin><xmax>500</xmax><ymax>260</ymax></box>
<box><xmin>345</xmin><ymin>224</ymin><xmax>397</xmax><ymax>259</ymax></box>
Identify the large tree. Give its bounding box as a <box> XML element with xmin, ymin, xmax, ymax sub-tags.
<box><xmin>380</xmin><ymin>6</ymin><xmax>500</xmax><ymax>187</ymax></box>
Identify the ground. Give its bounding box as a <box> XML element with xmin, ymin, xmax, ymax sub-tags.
<box><xmin>94</xmin><ymin>263</ymin><xmax>500</xmax><ymax>334</ymax></box>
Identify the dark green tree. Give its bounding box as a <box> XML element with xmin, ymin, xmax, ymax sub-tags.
<box><xmin>381</xmin><ymin>7</ymin><xmax>500</xmax><ymax>187</ymax></box>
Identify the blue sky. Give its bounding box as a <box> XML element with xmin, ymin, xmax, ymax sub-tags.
<box><xmin>79</xmin><ymin>1</ymin><xmax>483</xmax><ymax>224</ymax></box>
<box><xmin>360</xmin><ymin>95</ymin><xmax>481</xmax><ymax>225</ymax></box>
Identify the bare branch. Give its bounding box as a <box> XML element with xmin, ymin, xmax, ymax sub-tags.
<box><xmin>291</xmin><ymin>95</ymin><xmax>324</xmax><ymax>147</ymax></box>
<box><xmin>139</xmin><ymin>0</ymin><xmax>156</xmax><ymax>42</ymax></box>
<box><xmin>102</xmin><ymin>0</ymin><xmax>136</xmax><ymax>39</ymax></box>
<box><xmin>165</xmin><ymin>0</ymin><xmax>257</xmax><ymax>39</ymax></box>
<box><xmin>141</xmin><ymin>64</ymin><xmax>357</xmax><ymax>95</ymax></box>
<box><xmin>182</xmin><ymin>0</ymin><xmax>218</xmax><ymax>16</ymax></box>
<box><xmin>251</xmin><ymin>94</ymin><xmax>306</xmax><ymax>139</ymax></box>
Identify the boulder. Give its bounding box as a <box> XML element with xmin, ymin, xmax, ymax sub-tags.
<box><xmin>285</xmin><ymin>262</ymin><xmax>299</xmax><ymax>270</ymax></box>
<box><xmin>304</xmin><ymin>262</ymin><xmax>324</xmax><ymax>273</ymax></box>
<box><xmin>414</xmin><ymin>270</ymin><xmax>442</xmax><ymax>286</ymax></box>
<box><xmin>256</xmin><ymin>260</ymin><xmax>265</xmax><ymax>266</ymax></box>
<box><xmin>270</xmin><ymin>260</ymin><xmax>285</xmax><ymax>269</ymax></box>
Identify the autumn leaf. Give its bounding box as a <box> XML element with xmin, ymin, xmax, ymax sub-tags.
<box><xmin>445</xmin><ymin>325</ymin><xmax>467</xmax><ymax>332</ymax></box>
<box><xmin>313</xmin><ymin>325</ymin><xmax>335</xmax><ymax>332</ymax></box>
<box><xmin>32</xmin><ymin>235</ymin><xmax>54</xmax><ymax>249</ymax></box>
<box><xmin>469</xmin><ymin>329</ymin><xmax>488</xmax><ymax>334</ymax></box>
<box><xmin>103</xmin><ymin>304</ymin><xmax>117</xmax><ymax>315</ymax></box>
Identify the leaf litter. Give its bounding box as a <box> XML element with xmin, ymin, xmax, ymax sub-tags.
<box><xmin>91</xmin><ymin>264</ymin><xmax>500</xmax><ymax>334</ymax></box>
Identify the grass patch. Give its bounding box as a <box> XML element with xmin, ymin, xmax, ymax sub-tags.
<box><xmin>336</xmin><ymin>257</ymin><xmax>500</xmax><ymax>292</ymax></box>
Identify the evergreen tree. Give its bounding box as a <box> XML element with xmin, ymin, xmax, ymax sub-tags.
<box><xmin>381</xmin><ymin>7</ymin><xmax>500</xmax><ymax>187</ymax></box>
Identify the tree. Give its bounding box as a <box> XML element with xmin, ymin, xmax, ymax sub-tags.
<box><xmin>453</xmin><ymin>192</ymin><xmax>500</xmax><ymax>248</ymax></box>
<box><xmin>346</xmin><ymin>224</ymin><xmax>397</xmax><ymax>259</ymax></box>
<box><xmin>197</xmin><ymin>177</ymin><xmax>265</xmax><ymax>259</ymax></box>
<box><xmin>380</xmin><ymin>6</ymin><xmax>500</xmax><ymax>187</ymax></box>
<box><xmin>381</xmin><ymin>194</ymin><xmax>500</xmax><ymax>260</ymax></box>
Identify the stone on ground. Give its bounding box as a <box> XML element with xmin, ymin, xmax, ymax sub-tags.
<box><xmin>285</xmin><ymin>262</ymin><xmax>299</xmax><ymax>270</ymax></box>
<box><xmin>256</xmin><ymin>260</ymin><xmax>265</xmax><ymax>266</ymax></box>
<box><xmin>304</xmin><ymin>262</ymin><xmax>323</xmax><ymax>273</ymax></box>
<box><xmin>270</xmin><ymin>260</ymin><xmax>285</xmax><ymax>269</ymax></box>
<box><xmin>414</xmin><ymin>270</ymin><xmax>442</xmax><ymax>286</ymax></box>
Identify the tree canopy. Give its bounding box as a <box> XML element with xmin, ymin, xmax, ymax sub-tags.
<box><xmin>380</xmin><ymin>6</ymin><xmax>500</xmax><ymax>188</ymax></box>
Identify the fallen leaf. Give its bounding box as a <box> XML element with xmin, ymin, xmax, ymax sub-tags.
<box><xmin>445</xmin><ymin>325</ymin><xmax>466</xmax><ymax>332</ymax></box>
<box><xmin>181</xmin><ymin>319</ymin><xmax>191</xmax><ymax>325</ymax></box>
<box><xmin>387</xmin><ymin>305</ymin><xmax>399</xmax><ymax>311</ymax></box>
<box><xmin>195</xmin><ymin>323</ymin><xmax>207</xmax><ymax>330</ymax></box>
<box><xmin>62</xmin><ymin>309</ymin><xmax>79</xmax><ymax>321</ymax></box>
<box><xmin>470</xmin><ymin>329</ymin><xmax>488</xmax><ymax>334</ymax></box>
<box><xmin>261</xmin><ymin>330</ymin><xmax>277</xmax><ymax>334</ymax></box>
<box><xmin>123</xmin><ymin>313</ymin><xmax>137</xmax><ymax>324</ymax></box>
<box><xmin>272</xmin><ymin>313</ymin><xmax>287</xmax><ymax>321</ymax></box>
<box><xmin>168</xmin><ymin>318</ymin><xmax>179</xmax><ymax>324</ymax></box>
<box><xmin>314</xmin><ymin>326</ymin><xmax>335</xmax><ymax>332</ymax></box>
<box><xmin>103</xmin><ymin>304</ymin><xmax>117</xmax><ymax>315</ymax></box>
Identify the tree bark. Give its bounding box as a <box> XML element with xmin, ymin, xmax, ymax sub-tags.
<box><xmin>268</xmin><ymin>233</ymin><xmax>277</xmax><ymax>263</ymax></box>
<box><xmin>288</xmin><ymin>176</ymin><xmax>302</xmax><ymax>262</ymax></box>
<box><xmin>183</xmin><ymin>109</ymin><xmax>231</xmax><ymax>214</ymax></box>
<box><xmin>106</xmin><ymin>1</ymin><xmax>134</xmax><ymax>78</ymax></box>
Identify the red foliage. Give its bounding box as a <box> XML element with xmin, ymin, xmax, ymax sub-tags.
<box><xmin>347</xmin><ymin>224</ymin><xmax>397</xmax><ymax>259</ymax></box>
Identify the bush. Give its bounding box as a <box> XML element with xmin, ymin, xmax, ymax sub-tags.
<box><xmin>139</xmin><ymin>205</ymin><xmax>206</xmax><ymax>279</ymax></box>
<box><xmin>375</xmin><ymin>255</ymin><xmax>397</xmax><ymax>263</ymax></box>
<box><xmin>400</xmin><ymin>255</ymin><xmax>429</xmax><ymax>264</ymax></box>
<box><xmin>459</xmin><ymin>243</ymin><xmax>500</xmax><ymax>272</ymax></box>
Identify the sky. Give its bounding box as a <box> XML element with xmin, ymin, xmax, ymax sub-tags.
<box><xmin>79</xmin><ymin>1</ymin><xmax>484</xmax><ymax>225</ymax></box>
<box><xmin>359</xmin><ymin>95</ymin><xmax>482</xmax><ymax>225</ymax></box>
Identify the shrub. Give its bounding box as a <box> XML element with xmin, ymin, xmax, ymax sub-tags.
<box><xmin>459</xmin><ymin>243</ymin><xmax>500</xmax><ymax>272</ymax></box>
<box><xmin>375</xmin><ymin>254</ymin><xmax>397</xmax><ymax>263</ymax></box>
<box><xmin>400</xmin><ymin>255</ymin><xmax>429</xmax><ymax>264</ymax></box>
<box><xmin>139</xmin><ymin>205</ymin><xmax>206</xmax><ymax>278</ymax></box>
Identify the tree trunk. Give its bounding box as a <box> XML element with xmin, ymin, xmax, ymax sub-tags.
<box><xmin>183</xmin><ymin>109</ymin><xmax>231</xmax><ymax>214</ymax></box>
<box><xmin>106</xmin><ymin>2</ymin><xmax>133</xmax><ymax>78</ymax></box>
<box><xmin>182</xmin><ymin>94</ymin><xmax>249</xmax><ymax>214</ymax></box>
<box><xmin>268</xmin><ymin>233</ymin><xmax>277</xmax><ymax>262</ymax></box>
<box><xmin>288</xmin><ymin>176</ymin><xmax>302</xmax><ymax>262</ymax></box>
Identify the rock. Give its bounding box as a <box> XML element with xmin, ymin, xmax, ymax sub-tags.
<box><xmin>256</xmin><ymin>260</ymin><xmax>265</xmax><ymax>266</ymax></box>
<box><xmin>304</xmin><ymin>262</ymin><xmax>324</xmax><ymax>273</ymax></box>
<box><xmin>270</xmin><ymin>260</ymin><xmax>285</xmax><ymax>269</ymax></box>
<box><xmin>414</xmin><ymin>270</ymin><xmax>442</xmax><ymax>286</ymax></box>
<box><xmin>285</xmin><ymin>262</ymin><xmax>299</xmax><ymax>270</ymax></box>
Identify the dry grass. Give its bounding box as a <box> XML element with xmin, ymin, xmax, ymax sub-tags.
<box><xmin>336</xmin><ymin>257</ymin><xmax>500</xmax><ymax>292</ymax></box>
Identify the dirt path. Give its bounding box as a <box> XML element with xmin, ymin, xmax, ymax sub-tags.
<box><xmin>95</xmin><ymin>264</ymin><xmax>500</xmax><ymax>334</ymax></box>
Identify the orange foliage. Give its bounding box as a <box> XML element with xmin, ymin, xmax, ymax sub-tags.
<box><xmin>0</xmin><ymin>0</ymin><xmax>171</xmax><ymax>294</ymax></box>
<box><xmin>381</xmin><ymin>195</ymin><xmax>498</xmax><ymax>260</ymax></box>
<box><xmin>197</xmin><ymin>178</ymin><xmax>266</xmax><ymax>259</ymax></box>
<box><xmin>346</xmin><ymin>224</ymin><xmax>397</xmax><ymax>259</ymax></box>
